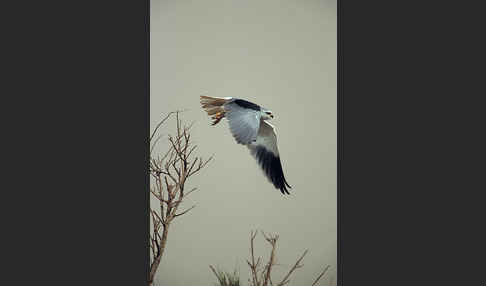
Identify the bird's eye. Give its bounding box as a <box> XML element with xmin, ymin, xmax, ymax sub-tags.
<box><xmin>266</xmin><ymin>112</ymin><xmax>271</xmax><ymax>115</ymax></box>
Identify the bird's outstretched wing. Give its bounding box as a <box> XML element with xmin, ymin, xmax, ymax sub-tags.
<box><xmin>224</xmin><ymin>100</ymin><xmax>261</xmax><ymax>145</ymax></box>
<box><xmin>248</xmin><ymin>121</ymin><xmax>291</xmax><ymax>194</ymax></box>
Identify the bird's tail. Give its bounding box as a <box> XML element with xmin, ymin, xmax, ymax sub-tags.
<box><xmin>200</xmin><ymin>96</ymin><xmax>227</xmax><ymax>125</ymax></box>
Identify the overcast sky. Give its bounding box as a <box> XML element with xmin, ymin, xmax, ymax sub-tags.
<box><xmin>151</xmin><ymin>0</ymin><xmax>336</xmax><ymax>285</ymax></box>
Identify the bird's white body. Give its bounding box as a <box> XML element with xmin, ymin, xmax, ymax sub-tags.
<box><xmin>200</xmin><ymin>96</ymin><xmax>291</xmax><ymax>194</ymax></box>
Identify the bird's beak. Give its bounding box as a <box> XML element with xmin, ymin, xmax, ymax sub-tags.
<box><xmin>270</xmin><ymin>114</ymin><xmax>274</xmax><ymax>118</ymax></box>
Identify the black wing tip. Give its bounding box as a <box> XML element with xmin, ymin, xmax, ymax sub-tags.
<box><xmin>254</xmin><ymin>146</ymin><xmax>292</xmax><ymax>195</ymax></box>
<box><xmin>272</xmin><ymin>159</ymin><xmax>291</xmax><ymax>195</ymax></box>
<box><xmin>279</xmin><ymin>180</ymin><xmax>292</xmax><ymax>195</ymax></box>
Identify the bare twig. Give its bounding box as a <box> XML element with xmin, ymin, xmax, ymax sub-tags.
<box><xmin>311</xmin><ymin>265</ymin><xmax>331</xmax><ymax>286</ymax></box>
<box><xmin>276</xmin><ymin>249</ymin><xmax>308</xmax><ymax>286</ymax></box>
<box><xmin>247</xmin><ymin>230</ymin><xmax>261</xmax><ymax>286</ymax></box>
<box><xmin>261</xmin><ymin>231</ymin><xmax>278</xmax><ymax>286</ymax></box>
<box><xmin>174</xmin><ymin>204</ymin><xmax>196</xmax><ymax>217</ymax></box>
<box><xmin>150</xmin><ymin>111</ymin><xmax>176</xmax><ymax>143</ymax></box>
<box><xmin>239</xmin><ymin>231</ymin><xmax>329</xmax><ymax>286</ymax></box>
<box><xmin>148</xmin><ymin>111</ymin><xmax>212</xmax><ymax>285</ymax></box>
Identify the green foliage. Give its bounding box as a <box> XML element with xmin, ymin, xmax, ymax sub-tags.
<box><xmin>210</xmin><ymin>266</ymin><xmax>240</xmax><ymax>286</ymax></box>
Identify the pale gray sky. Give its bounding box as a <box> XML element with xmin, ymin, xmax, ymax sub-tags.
<box><xmin>151</xmin><ymin>0</ymin><xmax>336</xmax><ymax>285</ymax></box>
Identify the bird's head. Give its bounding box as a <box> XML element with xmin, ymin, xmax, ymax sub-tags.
<box><xmin>261</xmin><ymin>109</ymin><xmax>274</xmax><ymax>120</ymax></box>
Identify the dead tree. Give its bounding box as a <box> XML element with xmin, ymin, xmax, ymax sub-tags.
<box><xmin>149</xmin><ymin>111</ymin><xmax>212</xmax><ymax>285</ymax></box>
<box><xmin>211</xmin><ymin>231</ymin><xmax>330</xmax><ymax>286</ymax></box>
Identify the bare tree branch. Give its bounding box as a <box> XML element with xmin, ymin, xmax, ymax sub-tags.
<box><xmin>238</xmin><ymin>231</ymin><xmax>329</xmax><ymax>286</ymax></box>
<box><xmin>311</xmin><ymin>265</ymin><xmax>331</xmax><ymax>286</ymax></box>
<box><xmin>247</xmin><ymin>230</ymin><xmax>261</xmax><ymax>286</ymax></box>
<box><xmin>276</xmin><ymin>249</ymin><xmax>308</xmax><ymax>286</ymax></box>
<box><xmin>150</xmin><ymin>133</ymin><xmax>165</xmax><ymax>155</ymax></box>
<box><xmin>262</xmin><ymin>231</ymin><xmax>278</xmax><ymax>286</ymax></box>
<box><xmin>150</xmin><ymin>111</ymin><xmax>177</xmax><ymax>143</ymax></box>
<box><xmin>148</xmin><ymin>111</ymin><xmax>212</xmax><ymax>285</ymax></box>
<box><xmin>174</xmin><ymin>204</ymin><xmax>196</xmax><ymax>217</ymax></box>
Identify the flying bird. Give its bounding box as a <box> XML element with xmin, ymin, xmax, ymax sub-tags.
<box><xmin>200</xmin><ymin>96</ymin><xmax>291</xmax><ymax>194</ymax></box>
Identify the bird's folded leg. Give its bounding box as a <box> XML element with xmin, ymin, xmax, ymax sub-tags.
<box><xmin>211</xmin><ymin>111</ymin><xmax>225</xmax><ymax>125</ymax></box>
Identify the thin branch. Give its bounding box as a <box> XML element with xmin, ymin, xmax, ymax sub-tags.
<box><xmin>150</xmin><ymin>133</ymin><xmax>166</xmax><ymax>155</ymax></box>
<box><xmin>174</xmin><ymin>204</ymin><xmax>196</xmax><ymax>217</ymax></box>
<box><xmin>151</xmin><ymin>209</ymin><xmax>165</xmax><ymax>225</ymax></box>
<box><xmin>186</xmin><ymin>145</ymin><xmax>198</xmax><ymax>158</ymax></box>
<box><xmin>150</xmin><ymin>186</ymin><xmax>160</xmax><ymax>200</ymax></box>
<box><xmin>276</xmin><ymin>250</ymin><xmax>308</xmax><ymax>286</ymax></box>
<box><xmin>184</xmin><ymin>187</ymin><xmax>198</xmax><ymax>198</ymax></box>
<box><xmin>311</xmin><ymin>265</ymin><xmax>331</xmax><ymax>286</ymax></box>
<box><xmin>248</xmin><ymin>230</ymin><xmax>260</xmax><ymax>286</ymax></box>
<box><xmin>187</xmin><ymin>157</ymin><xmax>199</xmax><ymax>176</ymax></box>
<box><xmin>149</xmin><ymin>111</ymin><xmax>212</xmax><ymax>285</ymax></box>
<box><xmin>262</xmin><ymin>231</ymin><xmax>278</xmax><ymax>286</ymax></box>
<box><xmin>150</xmin><ymin>111</ymin><xmax>177</xmax><ymax>143</ymax></box>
